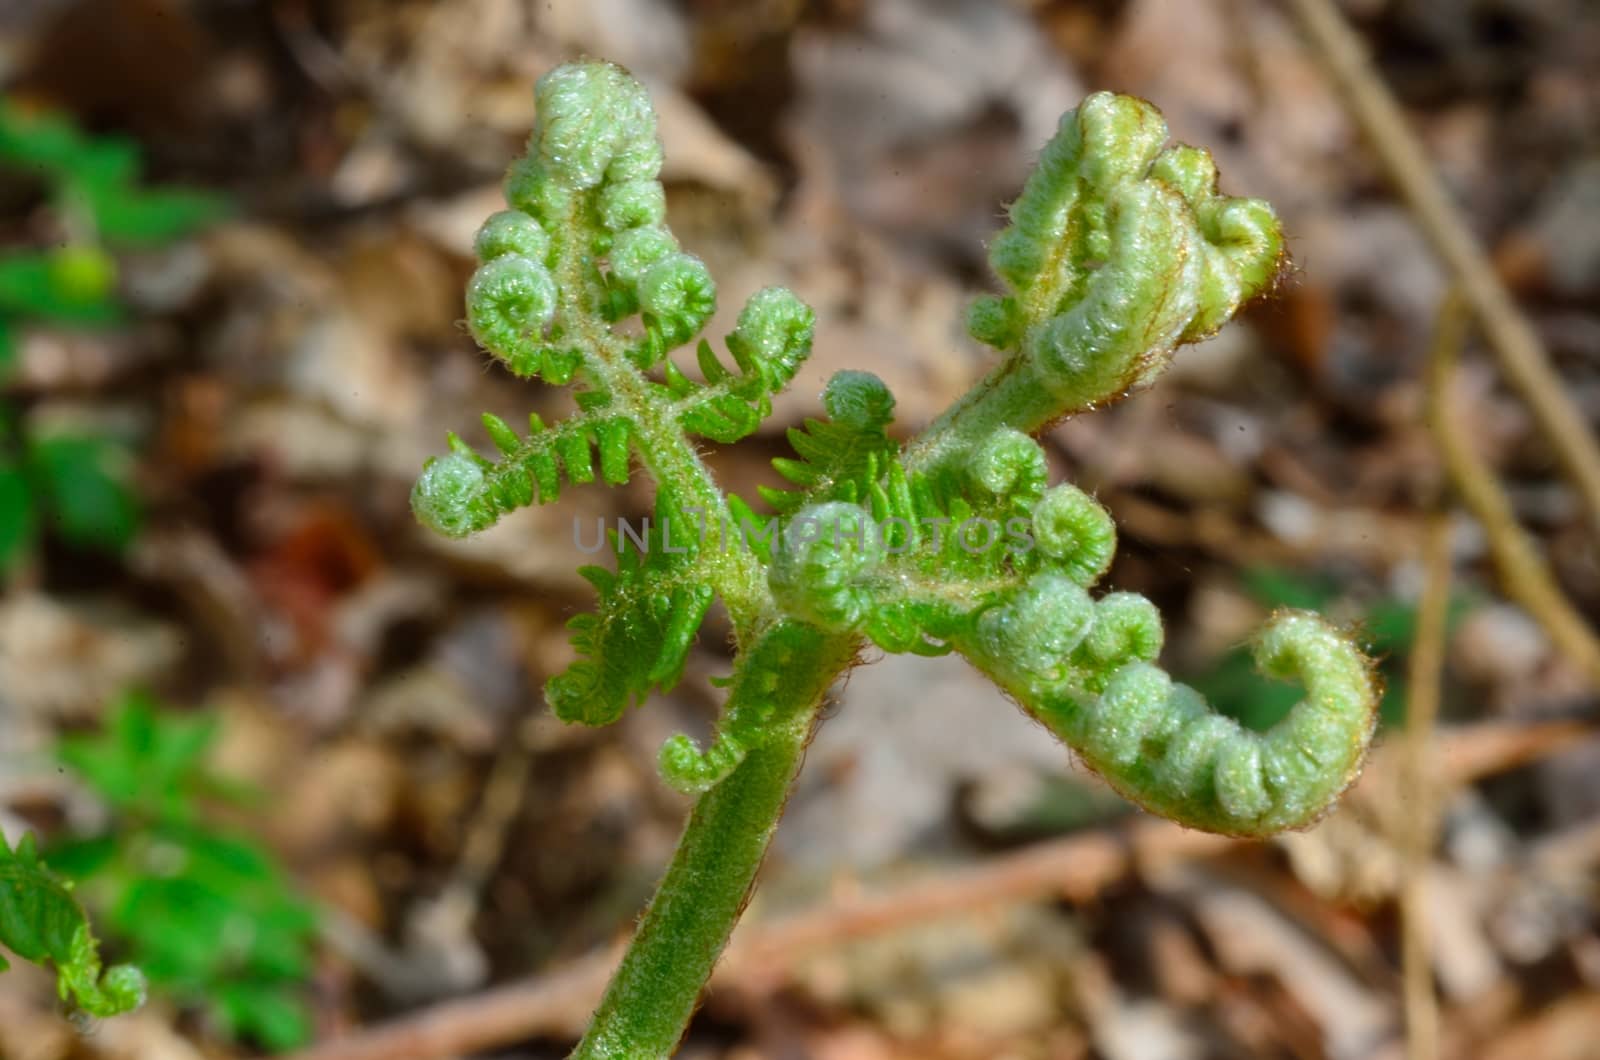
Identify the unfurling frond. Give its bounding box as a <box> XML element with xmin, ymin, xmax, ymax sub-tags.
<box><xmin>970</xmin><ymin>92</ymin><xmax>1283</xmax><ymax>406</ymax></box>
<box><xmin>412</xmin><ymin>410</ymin><xmax>633</xmax><ymax>538</ymax></box>
<box><xmin>0</xmin><ymin>830</ymin><xmax>145</xmax><ymax>1018</ymax></box>
<box><xmin>414</xmin><ymin>62</ymin><xmax>815</xmax><ymax>546</ymax></box>
<box><xmin>760</xmin><ymin>370</ymin><xmax>899</xmax><ymax>513</ymax></box>
<box><xmin>411</xmin><ymin>65</ymin><xmax>1380</xmax><ymax>1060</ymax></box>
<box><xmin>963</xmin><ymin>607</ymin><xmax>1375</xmax><ymax>837</ymax></box>
<box><xmin>762</xmin><ymin>418</ymin><xmax>1377</xmax><ymax>835</ymax></box>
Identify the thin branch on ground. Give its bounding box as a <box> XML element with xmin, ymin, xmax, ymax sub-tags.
<box><xmin>1399</xmin><ymin>508</ymin><xmax>1451</xmax><ymax>1060</ymax></box>
<box><xmin>437</xmin><ymin>726</ymin><xmax>535</xmax><ymax>905</ymax></box>
<box><xmin>1284</xmin><ymin>0</ymin><xmax>1600</xmax><ymax>534</ymax></box>
<box><xmin>1424</xmin><ymin>291</ymin><xmax>1600</xmax><ymax>685</ymax></box>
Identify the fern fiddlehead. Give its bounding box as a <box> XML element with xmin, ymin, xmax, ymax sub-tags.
<box><xmin>0</xmin><ymin>830</ymin><xmax>145</xmax><ymax>1018</ymax></box>
<box><xmin>412</xmin><ymin>63</ymin><xmax>1377</xmax><ymax>1058</ymax></box>
<box><xmin>907</xmin><ymin>91</ymin><xmax>1284</xmax><ymax>485</ymax></box>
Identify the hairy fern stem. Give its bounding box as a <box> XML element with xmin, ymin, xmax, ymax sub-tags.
<box><xmin>573</xmin><ymin>623</ymin><xmax>857</xmax><ymax>1059</ymax></box>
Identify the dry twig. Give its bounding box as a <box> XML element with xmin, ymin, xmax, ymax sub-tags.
<box><xmin>1283</xmin><ymin>0</ymin><xmax>1600</xmax><ymax>534</ymax></box>
<box><xmin>1425</xmin><ymin>292</ymin><xmax>1600</xmax><ymax>685</ymax></box>
<box><xmin>1399</xmin><ymin>510</ymin><xmax>1451</xmax><ymax>1060</ymax></box>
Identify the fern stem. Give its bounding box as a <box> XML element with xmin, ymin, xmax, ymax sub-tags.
<box><xmin>623</xmin><ymin>377</ymin><xmax>771</xmax><ymax>629</ymax></box>
<box><xmin>902</xmin><ymin>355</ymin><xmax>1064</xmax><ymax>483</ymax></box>
<box><xmin>571</xmin><ymin>623</ymin><xmax>854</xmax><ymax>1060</ymax></box>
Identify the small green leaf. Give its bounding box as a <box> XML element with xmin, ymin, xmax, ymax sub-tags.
<box><xmin>26</xmin><ymin>431</ymin><xmax>140</xmax><ymax>554</ymax></box>
<box><xmin>0</xmin><ymin>96</ymin><xmax>229</xmax><ymax>248</ymax></box>
<box><xmin>59</xmin><ymin>693</ymin><xmax>217</xmax><ymax>818</ymax></box>
<box><xmin>76</xmin><ymin>183</ymin><xmax>230</xmax><ymax>246</ymax></box>
<box><xmin>212</xmin><ymin>981</ymin><xmax>313</xmax><ymax>1052</ymax></box>
<box><xmin>0</xmin><ymin>98</ymin><xmax>120</xmax><ymax>178</ymax></box>
<box><xmin>0</xmin><ymin>455</ymin><xmax>36</xmax><ymax>571</ymax></box>
<box><xmin>0</xmin><ymin>250</ymin><xmax>121</xmax><ymax>324</ymax></box>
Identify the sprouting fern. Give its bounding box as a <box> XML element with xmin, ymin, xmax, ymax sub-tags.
<box><xmin>412</xmin><ymin>63</ymin><xmax>1378</xmax><ymax>1059</ymax></box>
<box><xmin>413</xmin><ymin>410</ymin><xmax>633</xmax><ymax>538</ymax></box>
<box><xmin>0</xmin><ymin>829</ymin><xmax>145</xmax><ymax>1019</ymax></box>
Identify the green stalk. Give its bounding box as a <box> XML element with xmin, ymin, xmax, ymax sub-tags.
<box><xmin>902</xmin><ymin>356</ymin><xmax>1066</xmax><ymax>482</ymax></box>
<box><xmin>571</xmin><ymin>623</ymin><xmax>855</xmax><ymax>1059</ymax></box>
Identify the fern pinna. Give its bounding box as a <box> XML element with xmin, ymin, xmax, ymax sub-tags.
<box><xmin>412</xmin><ymin>62</ymin><xmax>1379</xmax><ymax>1059</ymax></box>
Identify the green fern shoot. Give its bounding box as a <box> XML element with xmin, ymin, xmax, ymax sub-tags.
<box><xmin>411</xmin><ymin>62</ymin><xmax>1380</xmax><ymax>1060</ymax></box>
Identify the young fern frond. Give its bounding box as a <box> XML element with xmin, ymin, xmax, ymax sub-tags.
<box><xmin>662</xmin><ymin>287</ymin><xmax>816</xmax><ymax>444</ymax></box>
<box><xmin>411</xmin><ymin>61</ymin><xmax>1378</xmax><ymax>1059</ymax></box>
<box><xmin>909</xmin><ymin>91</ymin><xmax>1285</xmax><ymax>486</ymax></box>
<box><xmin>549</xmin><ymin>496</ymin><xmax>716</xmax><ymax>727</ymax></box>
<box><xmin>0</xmin><ymin>830</ymin><xmax>145</xmax><ymax>1019</ymax></box>
<box><xmin>759</xmin><ymin>370</ymin><xmax>899</xmax><ymax>514</ymax></box>
<box><xmin>412</xmin><ymin>61</ymin><xmax>816</xmax><ymax>724</ymax></box>
<box><xmin>413</xmin><ymin>410</ymin><xmax>633</xmax><ymax>538</ymax></box>
<box><xmin>412</xmin><ymin>63</ymin><xmax>815</xmax><ymax>540</ymax></box>
<box><xmin>656</xmin><ymin>618</ymin><xmax>831</xmax><ymax>795</ymax></box>
<box><xmin>960</xmin><ymin>603</ymin><xmax>1375</xmax><ymax>836</ymax></box>
<box><xmin>970</xmin><ymin>94</ymin><xmax>1282</xmax><ymax>379</ymax></box>
<box><xmin>765</xmin><ymin>401</ymin><xmax>1370</xmax><ymax>836</ymax></box>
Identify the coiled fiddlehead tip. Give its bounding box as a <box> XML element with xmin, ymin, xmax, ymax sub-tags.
<box><xmin>974</xmin><ymin>90</ymin><xmax>1285</xmax><ymax>415</ymax></box>
<box><xmin>821</xmin><ymin>370</ymin><xmax>895</xmax><ymax>430</ymax></box>
<box><xmin>1249</xmin><ymin>608</ymin><xmax>1379</xmax><ymax>805</ymax></box>
<box><xmin>1066</xmin><ymin>609</ymin><xmax>1377</xmax><ymax>837</ymax></box>
<box><xmin>968</xmin><ymin>428</ymin><xmax>1048</xmax><ymax>503</ymax></box>
<box><xmin>1148</xmin><ymin>145</ymin><xmax>1285</xmax><ymax>340</ymax></box>
<box><xmin>975</xmin><ymin>572</ymin><xmax>1095</xmax><ymax>684</ymax></box>
<box><xmin>411</xmin><ymin>453</ymin><xmax>486</xmax><ymax>538</ymax></box>
<box><xmin>1030</xmin><ymin>484</ymin><xmax>1116</xmax><ymax>586</ymax></box>
<box><xmin>465</xmin><ymin>253</ymin><xmax>559</xmax><ymax>377</ymax></box>
<box><xmin>533</xmin><ymin>61</ymin><xmax>661</xmax><ymax>191</ymax></box>
<box><xmin>638</xmin><ymin>252</ymin><xmax>716</xmax><ymax>349</ymax></box>
<box><xmin>1074</xmin><ymin>591</ymin><xmax>1164</xmax><ymax>675</ymax></box>
<box><xmin>599</xmin><ymin>179</ymin><xmax>667</xmax><ymax>233</ymax></box>
<box><xmin>657</xmin><ymin>731</ymin><xmax>747</xmax><ymax>796</ymax></box>
<box><xmin>729</xmin><ymin>286</ymin><xmax>815</xmax><ymax>380</ymax></box>
<box><xmin>767</xmin><ymin>501</ymin><xmax>881</xmax><ymax>631</ymax></box>
<box><xmin>474</xmin><ymin>209</ymin><xmax>551</xmax><ymax>264</ymax></box>
<box><xmin>59</xmin><ymin>925</ymin><xmax>147</xmax><ymax>1018</ymax></box>
<box><xmin>0</xmin><ymin>830</ymin><xmax>146</xmax><ymax>1019</ymax></box>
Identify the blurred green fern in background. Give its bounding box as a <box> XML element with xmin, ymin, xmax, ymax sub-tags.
<box><xmin>0</xmin><ymin>97</ymin><xmax>227</xmax><ymax>572</ymax></box>
<box><xmin>48</xmin><ymin>694</ymin><xmax>318</xmax><ymax>1051</ymax></box>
